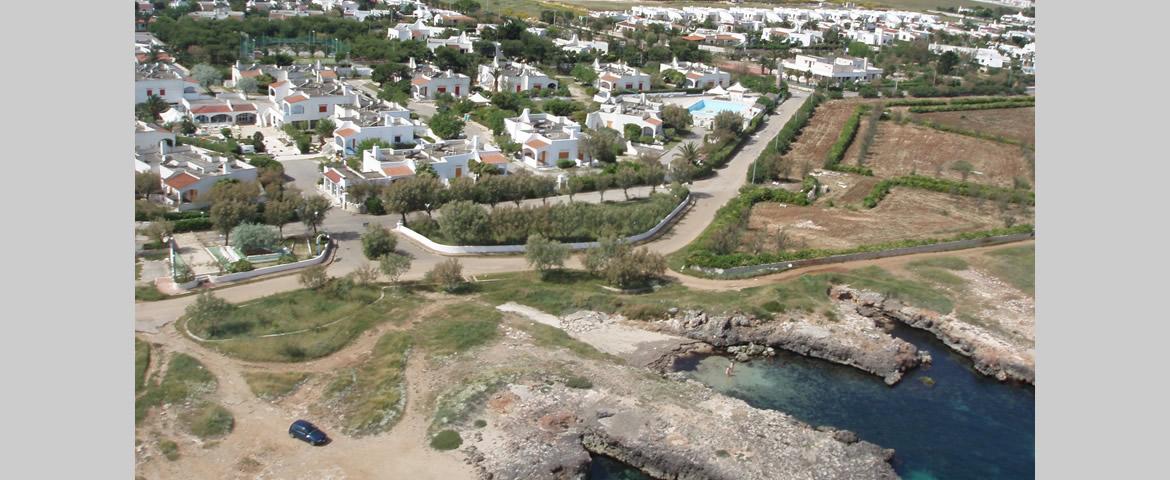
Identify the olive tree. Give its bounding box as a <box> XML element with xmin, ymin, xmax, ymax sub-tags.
<box><xmin>525</xmin><ymin>234</ymin><xmax>569</xmax><ymax>279</ymax></box>
<box><xmin>361</xmin><ymin>224</ymin><xmax>398</xmax><ymax>260</ymax></box>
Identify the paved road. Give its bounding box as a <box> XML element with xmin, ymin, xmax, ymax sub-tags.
<box><xmin>135</xmin><ymin>91</ymin><xmax>812</xmax><ymax>331</ymax></box>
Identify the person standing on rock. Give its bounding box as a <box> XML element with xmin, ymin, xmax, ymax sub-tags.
<box><xmin>725</xmin><ymin>360</ymin><xmax>736</xmax><ymax>377</ymax></box>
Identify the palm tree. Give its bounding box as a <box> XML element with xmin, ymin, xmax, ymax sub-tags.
<box><xmin>136</xmin><ymin>95</ymin><xmax>168</xmax><ymax>122</ymax></box>
<box><xmin>675</xmin><ymin>142</ymin><xmax>700</xmax><ymax>165</ymax></box>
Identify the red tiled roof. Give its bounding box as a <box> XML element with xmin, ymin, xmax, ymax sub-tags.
<box><xmin>284</xmin><ymin>94</ymin><xmax>308</xmax><ymax>103</ymax></box>
<box><xmin>319</xmin><ymin>70</ymin><xmax>338</xmax><ymax>78</ymax></box>
<box><xmin>599</xmin><ymin>73</ymin><xmax>620</xmax><ymax>82</ymax></box>
<box><xmin>479</xmin><ymin>152</ymin><xmax>508</xmax><ymax>164</ymax></box>
<box><xmin>412</xmin><ymin>77</ymin><xmax>430</xmax><ymax>85</ymax></box>
<box><xmin>682</xmin><ymin>35</ymin><xmax>705</xmax><ymax>41</ymax></box>
<box><xmin>686</xmin><ymin>72</ymin><xmax>704</xmax><ymax>79</ymax></box>
<box><xmin>269</xmin><ymin>80</ymin><xmax>287</xmax><ymax>88</ymax></box>
<box><xmin>525</xmin><ymin>138</ymin><xmax>550</xmax><ymax>149</ymax></box>
<box><xmin>239</xmin><ymin>69</ymin><xmax>261</xmax><ymax>78</ymax></box>
<box><xmin>190</xmin><ymin>104</ymin><xmax>233</xmax><ymax>114</ymax></box>
<box><xmin>383</xmin><ymin>165</ymin><xmax>415</xmax><ymax>177</ymax></box>
<box><xmin>231</xmin><ymin>102</ymin><xmax>256</xmax><ymax>112</ymax></box>
<box><xmin>324</xmin><ymin>169</ymin><xmax>343</xmax><ymax>184</ymax></box>
<box><xmin>645</xmin><ymin>117</ymin><xmax>663</xmax><ymax>126</ymax></box>
<box><xmin>335</xmin><ymin>127</ymin><xmax>358</xmax><ymax>138</ymax></box>
<box><xmin>164</xmin><ymin>172</ymin><xmax>200</xmax><ymax>190</ymax></box>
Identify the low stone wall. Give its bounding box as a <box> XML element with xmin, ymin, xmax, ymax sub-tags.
<box><xmin>207</xmin><ymin>238</ymin><xmax>334</xmax><ymax>284</ymax></box>
<box><xmin>691</xmin><ymin>232</ymin><xmax>1035</xmax><ymax>279</ymax></box>
<box><xmin>397</xmin><ymin>194</ymin><xmax>694</xmax><ymax>256</ymax></box>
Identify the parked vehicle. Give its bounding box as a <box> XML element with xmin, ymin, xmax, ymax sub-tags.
<box><xmin>289</xmin><ymin>420</ymin><xmax>329</xmax><ymax>445</ymax></box>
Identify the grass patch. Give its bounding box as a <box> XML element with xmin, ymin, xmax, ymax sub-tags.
<box><xmin>430</xmin><ymin>430</ymin><xmax>463</xmax><ymax>451</ymax></box>
<box><xmin>243</xmin><ymin>371</ymin><xmax>309</xmax><ymax>401</ymax></box>
<box><xmin>511</xmin><ymin>320</ymin><xmax>620</xmax><ymax>363</ymax></box>
<box><xmin>185</xmin><ymin>402</ymin><xmax>234</xmax><ymax>439</ymax></box>
<box><xmin>136</xmin><ymin>261</ymin><xmax>143</xmax><ymax>281</ymax></box>
<box><xmin>158</xmin><ymin>439</ymin><xmax>180</xmax><ymax>461</ymax></box>
<box><xmin>826</xmin><ymin>266</ymin><xmax>955</xmax><ymax>314</ymax></box>
<box><xmin>135</xmin><ymin>339</ymin><xmax>151</xmax><ymax>394</ymax></box>
<box><xmin>318</xmin><ymin>331</ymin><xmax>411</xmax><ymax>437</ymax></box>
<box><xmin>136</xmin><ymin>284</ymin><xmax>166</xmax><ymax>302</ymax></box>
<box><xmin>412</xmin><ymin>302</ymin><xmax>501</xmax><ymax>356</ymax></box>
<box><xmin>907</xmin><ymin>265</ymin><xmax>968</xmax><ymax>289</ymax></box>
<box><xmin>136</xmin><ymin>353</ymin><xmax>217</xmax><ymax>425</ymax></box>
<box><xmin>564</xmin><ymin>375</ymin><xmax>592</xmax><ymax>389</ymax></box>
<box><xmin>474</xmin><ymin>419</ymin><xmax>487</xmax><ymax>428</ymax></box>
<box><xmin>908</xmin><ymin>256</ymin><xmax>969</xmax><ymax>271</ymax></box>
<box><xmin>187</xmin><ymin>285</ymin><xmax>423</xmax><ymax>362</ymax></box>
<box><xmin>983</xmin><ymin>245</ymin><xmax>1034</xmax><ymax>295</ymax></box>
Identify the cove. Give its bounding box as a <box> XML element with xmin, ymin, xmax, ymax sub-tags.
<box><xmin>676</xmin><ymin>324</ymin><xmax>1035</xmax><ymax>480</ymax></box>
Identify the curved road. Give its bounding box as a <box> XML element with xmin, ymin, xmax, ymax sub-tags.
<box><xmin>135</xmin><ymin>90</ymin><xmax>829</xmax><ymax>330</ymax></box>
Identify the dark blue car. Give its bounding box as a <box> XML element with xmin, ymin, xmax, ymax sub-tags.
<box><xmin>289</xmin><ymin>420</ymin><xmax>329</xmax><ymax>446</ymax></box>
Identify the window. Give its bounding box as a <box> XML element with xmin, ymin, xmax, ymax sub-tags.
<box><xmin>454</xmin><ymin>86</ymin><xmax>460</xmax><ymax>95</ymax></box>
<box><xmin>291</xmin><ymin>105</ymin><xmax>304</xmax><ymax>114</ymax></box>
<box><xmin>625</xmin><ymin>83</ymin><xmax>632</xmax><ymax>89</ymax></box>
<box><xmin>319</xmin><ymin>104</ymin><xmax>327</xmax><ymax>113</ymax></box>
<box><xmin>146</xmin><ymin>89</ymin><xmax>153</xmax><ymax>96</ymax></box>
<box><xmin>437</xmin><ymin>86</ymin><xmax>446</xmax><ymax>93</ymax></box>
<box><xmin>558</xmin><ymin>151</ymin><xmax>569</xmax><ymax>159</ymax></box>
<box><xmin>159</xmin><ymin>89</ymin><xmax>166</xmax><ymax>96</ymax></box>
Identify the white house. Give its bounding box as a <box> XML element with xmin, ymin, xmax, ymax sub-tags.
<box><xmin>136</xmin><ymin>62</ymin><xmax>206</xmax><ymax>104</ymax></box>
<box><xmin>164</xmin><ymin>95</ymin><xmax>259</xmax><ymax>126</ymax></box>
<box><xmin>135</xmin><ymin>142</ymin><xmax>258</xmax><ymax>211</ymax></box>
<box><xmin>660</xmin><ymin>57</ymin><xmax>731</xmax><ymax>89</ymax></box>
<box><xmin>478</xmin><ymin>55</ymin><xmax>558</xmax><ymax>94</ymax></box>
<box><xmin>929</xmin><ymin>44</ymin><xmax>1008</xmax><ymax>69</ymax></box>
<box><xmin>781</xmin><ymin>54</ymin><xmax>883</xmax><ymax>84</ymax></box>
<box><xmin>408</xmin><ymin>58</ymin><xmax>471</xmax><ymax>99</ymax></box>
<box><xmin>761</xmin><ymin>27</ymin><xmax>823</xmax><ymax>47</ymax></box>
<box><xmin>321</xmin><ymin>138</ymin><xmax>509</xmax><ymax>208</ymax></box>
<box><xmin>553</xmin><ymin>33</ymin><xmax>609</xmax><ymax>54</ymax></box>
<box><xmin>135</xmin><ymin>121</ymin><xmax>176</xmax><ymax>152</ymax></box>
<box><xmin>594</xmin><ymin>59</ymin><xmax>651</xmax><ymax>93</ymax></box>
<box><xmin>426</xmin><ymin>31</ymin><xmax>478</xmax><ymax>53</ymax></box>
<box><xmin>331</xmin><ymin>104</ymin><xmax>427</xmax><ymax>156</ymax></box>
<box><xmin>585</xmin><ymin>95</ymin><xmax>664</xmax><ymax>140</ymax></box>
<box><xmin>504</xmin><ymin>109</ymin><xmax>586</xmax><ymax>168</ymax></box>
<box><xmin>263</xmin><ymin>77</ymin><xmax>357</xmax><ymax>128</ymax></box>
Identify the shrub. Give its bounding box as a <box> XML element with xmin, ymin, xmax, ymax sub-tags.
<box><xmin>556</xmin><ymin>158</ymin><xmax>575</xmax><ymax>169</ymax></box>
<box><xmin>364</xmin><ymin>195</ymin><xmax>386</xmax><ymax>215</ymax></box>
<box><xmin>299</xmin><ymin>265</ymin><xmax>329</xmax><ymax>289</ymax></box>
<box><xmin>173</xmin><ymin>217</ymin><xmax>213</xmax><ymax>233</ymax></box>
<box><xmin>620</xmin><ymin>303</ymin><xmax>667</xmax><ymax>321</ymax></box>
<box><xmin>564</xmin><ymin>375</ymin><xmax>592</xmax><ymax>389</ymax></box>
<box><xmin>187</xmin><ymin>403</ymin><xmax>234</xmax><ymax>439</ymax></box>
<box><xmin>473</xmin><ymin>419</ymin><xmax>487</xmax><ymax>428</ymax></box>
<box><xmin>430</xmin><ymin>430</ymin><xmax>463</xmax><ymax>450</ymax></box>
<box><xmin>426</xmin><ymin>258</ymin><xmax>466</xmax><ymax>293</ymax></box>
<box><xmin>228</xmin><ymin>259</ymin><xmax>254</xmax><ymax>273</ymax></box>
<box><xmin>360</xmin><ymin>224</ymin><xmax>398</xmax><ymax>260</ymax></box>
<box><xmin>230</xmin><ymin>223</ymin><xmax>280</xmax><ymax>255</ymax></box>
<box><xmin>158</xmin><ymin>440</ymin><xmax>180</xmax><ymax>461</ymax></box>
<box><xmin>824</xmin><ymin>105</ymin><xmax>865</xmax><ymax>170</ymax></box>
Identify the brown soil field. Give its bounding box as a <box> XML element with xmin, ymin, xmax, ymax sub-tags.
<box><xmin>855</xmin><ymin>122</ymin><xmax>1035</xmax><ymax>189</ymax></box>
<box><xmin>740</xmin><ymin>188</ymin><xmax>1033</xmax><ymax>253</ymax></box>
<box><xmin>783</xmin><ymin>99</ymin><xmax>871</xmax><ymax>168</ymax></box>
<box><xmin>911</xmin><ymin>107</ymin><xmax>1035</xmax><ymax>146</ymax></box>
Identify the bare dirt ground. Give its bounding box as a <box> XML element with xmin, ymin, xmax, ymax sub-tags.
<box><xmin>783</xmin><ymin>99</ymin><xmax>872</xmax><ymax>168</ymax></box>
<box><xmin>742</xmin><ymin>188</ymin><xmax>1033</xmax><ymax>252</ymax></box>
<box><xmin>859</xmin><ymin>121</ymin><xmax>1034</xmax><ymax>189</ymax></box>
<box><xmin>912</xmin><ymin>107</ymin><xmax>1035</xmax><ymax>146</ymax></box>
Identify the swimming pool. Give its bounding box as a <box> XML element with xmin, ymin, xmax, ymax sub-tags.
<box><xmin>688</xmin><ymin>99</ymin><xmax>749</xmax><ymax>116</ymax></box>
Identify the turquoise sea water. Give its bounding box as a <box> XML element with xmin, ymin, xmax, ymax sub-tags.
<box><xmin>676</xmin><ymin>324</ymin><xmax>1035</xmax><ymax>480</ymax></box>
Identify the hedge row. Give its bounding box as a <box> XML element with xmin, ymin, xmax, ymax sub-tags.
<box><xmin>135</xmin><ymin>209</ymin><xmax>208</xmax><ymax>222</ymax></box>
<box><xmin>685</xmin><ymin>184</ymin><xmax>813</xmax><ymax>260</ymax></box>
<box><xmin>695</xmin><ymin>101</ymin><xmax>775</xmax><ymax>179</ymax></box>
<box><xmin>824</xmin><ymin>105</ymin><xmax>866</xmax><ymax>170</ymax></box>
<box><xmin>173</xmin><ymin>217</ymin><xmax>214</xmax><ymax>233</ymax></box>
<box><xmin>863</xmin><ymin>175</ymin><xmax>1036</xmax><ymax>209</ymax></box>
<box><xmin>886</xmin><ymin>96</ymin><xmax>1033</xmax><ymax>108</ymax></box>
<box><xmin>745</xmin><ymin>93</ymin><xmax>825</xmax><ymax>183</ymax></box>
<box><xmin>684</xmin><ymin>223</ymin><xmax>1035</xmax><ymax>269</ymax></box>
<box><xmin>908</xmin><ymin>100</ymin><xmax>1035</xmax><ymax>113</ymax></box>
<box><xmin>909</xmin><ymin>118</ymin><xmax>1032</xmax><ymax>147</ymax></box>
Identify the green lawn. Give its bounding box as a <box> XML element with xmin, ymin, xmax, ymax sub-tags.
<box><xmin>135</xmin><ymin>339</ymin><xmax>151</xmax><ymax>394</ymax></box>
<box><xmin>824</xmin><ymin>266</ymin><xmax>956</xmax><ymax>314</ymax></box>
<box><xmin>136</xmin><ymin>353</ymin><xmax>218</xmax><ymax>425</ymax></box>
<box><xmin>136</xmin><ymin>284</ymin><xmax>167</xmax><ymax>302</ymax></box>
<box><xmin>243</xmin><ymin>371</ymin><xmax>310</xmax><ymax>401</ymax></box>
<box><xmin>318</xmin><ymin>331</ymin><xmax>412</xmax><ymax>437</ymax></box>
<box><xmin>412</xmin><ymin>302</ymin><xmax>502</xmax><ymax>357</ymax></box>
<box><xmin>185</xmin><ymin>285</ymin><xmax>423</xmax><ymax>363</ymax></box>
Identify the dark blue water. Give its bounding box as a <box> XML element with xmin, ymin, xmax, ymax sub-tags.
<box><xmin>588</xmin><ymin>455</ymin><xmax>650</xmax><ymax>480</ymax></box>
<box><xmin>675</xmin><ymin>325</ymin><xmax>1035</xmax><ymax>480</ymax></box>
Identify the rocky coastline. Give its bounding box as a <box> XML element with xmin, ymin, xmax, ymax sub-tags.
<box><xmin>829</xmin><ymin>285</ymin><xmax>1035</xmax><ymax>384</ymax></box>
<box><xmin>464</xmin><ymin>382</ymin><xmax>899</xmax><ymax>480</ymax></box>
<box><xmin>647</xmin><ymin>305</ymin><xmax>924</xmax><ymax>385</ymax></box>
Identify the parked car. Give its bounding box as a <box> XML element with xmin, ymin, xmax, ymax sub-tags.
<box><xmin>289</xmin><ymin>420</ymin><xmax>329</xmax><ymax>445</ymax></box>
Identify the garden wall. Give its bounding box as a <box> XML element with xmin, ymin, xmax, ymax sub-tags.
<box><xmin>397</xmin><ymin>194</ymin><xmax>694</xmax><ymax>255</ymax></box>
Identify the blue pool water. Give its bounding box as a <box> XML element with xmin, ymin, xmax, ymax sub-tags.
<box><xmin>688</xmin><ymin>99</ymin><xmax>748</xmax><ymax>116</ymax></box>
<box><xmin>676</xmin><ymin>324</ymin><xmax>1035</xmax><ymax>480</ymax></box>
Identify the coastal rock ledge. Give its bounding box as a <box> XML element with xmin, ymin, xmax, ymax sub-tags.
<box><xmin>830</xmin><ymin>285</ymin><xmax>1035</xmax><ymax>384</ymax></box>
<box><xmin>465</xmin><ymin>382</ymin><xmax>898</xmax><ymax>480</ymax></box>
<box><xmin>649</xmin><ymin>307</ymin><xmax>922</xmax><ymax>385</ymax></box>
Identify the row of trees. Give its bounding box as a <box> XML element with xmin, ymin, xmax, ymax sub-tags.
<box><xmin>203</xmin><ymin>179</ymin><xmax>332</xmax><ymax>245</ymax></box>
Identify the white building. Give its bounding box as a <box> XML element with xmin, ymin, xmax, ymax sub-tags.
<box><xmin>477</xmin><ymin>55</ymin><xmax>558</xmax><ymax>94</ymax></box>
<box><xmin>585</xmin><ymin>95</ymin><xmax>664</xmax><ymax>140</ymax></box>
<box><xmin>594</xmin><ymin>59</ymin><xmax>651</xmax><ymax>93</ymax></box>
<box><xmin>408</xmin><ymin>58</ymin><xmax>471</xmax><ymax>99</ymax></box>
<box><xmin>134</xmin><ymin>143</ymin><xmax>258</xmax><ymax>211</ymax></box>
<box><xmin>331</xmin><ymin>102</ymin><xmax>427</xmax><ymax>156</ymax></box>
<box><xmin>264</xmin><ymin>77</ymin><xmax>358</xmax><ymax>128</ymax></box>
<box><xmin>135</xmin><ymin>121</ymin><xmax>176</xmax><ymax>152</ymax></box>
<box><xmin>781</xmin><ymin>54</ymin><xmax>883</xmax><ymax>84</ymax></box>
<box><xmin>165</xmin><ymin>95</ymin><xmax>259</xmax><ymax>126</ymax></box>
<box><xmin>504</xmin><ymin>109</ymin><xmax>586</xmax><ymax>168</ymax></box>
<box><xmin>930</xmin><ymin>44</ymin><xmax>1008</xmax><ymax>69</ymax></box>
<box><xmin>320</xmin><ymin>138</ymin><xmax>509</xmax><ymax>208</ymax></box>
<box><xmin>426</xmin><ymin>31</ymin><xmax>478</xmax><ymax>53</ymax></box>
<box><xmin>761</xmin><ymin>27</ymin><xmax>823</xmax><ymax>47</ymax></box>
<box><xmin>554</xmin><ymin>33</ymin><xmax>609</xmax><ymax>54</ymax></box>
<box><xmin>135</xmin><ymin>62</ymin><xmax>206</xmax><ymax>104</ymax></box>
<box><xmin>660</xmin><ymin>57</ymin><xmax>731</xmax><ymax>89</ymax></box>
